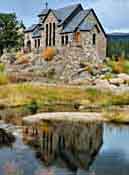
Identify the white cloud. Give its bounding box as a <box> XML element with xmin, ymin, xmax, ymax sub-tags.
<box><xmin>86</xmin><ymin>0</ymin><xmax>129</xmax><ymax>32</ymax></box>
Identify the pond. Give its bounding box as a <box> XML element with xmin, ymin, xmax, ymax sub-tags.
<box><xmin>0</xmin><ymin>121</ymin><xmax>129</xmax><ymax>175</ymax></box>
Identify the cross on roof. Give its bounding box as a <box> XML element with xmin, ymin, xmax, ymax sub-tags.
<box><xmin>45</xmin><ymin>0</ymin><xmax>48</xmax><ymax>9</ymax></box>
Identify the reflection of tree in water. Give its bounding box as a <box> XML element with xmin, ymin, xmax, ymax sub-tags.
<box><xmin>0</xmin><ymin>128</ymin><xmax>15</xmax><ymax>147</ymax></box>
<box><xmin>23</xmin><ymin>121</ymin><xmax>103</xmax><ymax>172</ymax></box>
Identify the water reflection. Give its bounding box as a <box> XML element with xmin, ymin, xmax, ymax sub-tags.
<box><xmin>91</xmin><ymin>123</ymin><xmax>129</xmax><ymax>175</ymax></box>
<box><xmin>23</xmin><ymin>121</ymin><xmax>103</xmax><ymax>173</ymax></box>
<box><xmin>1</xmin><ymin>121</ymin><xmax>129</xmax><ymax>175</ymax></box>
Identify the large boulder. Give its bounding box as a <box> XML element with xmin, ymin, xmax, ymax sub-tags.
<box><xmin>117</xmin><ymin>73</ymin><xmax>129</xmax><ymax>82</ymax></box>
<box><xmin>94</xmin><ymin>79</ymin><xmax>117</xmax><ymax>91</ymax></box>
<box><xmin>109</xmin><ymin>78</ymin><xmax>124</xmax><ymax>86</ymax></box>
<box><xmin>0</xmin><ymin>53</ymin><xmax>16</xmax><ymax>64</ymax></box>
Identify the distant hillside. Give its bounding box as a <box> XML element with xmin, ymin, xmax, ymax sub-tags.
<box><xmin>107</xmin><ymin>33</ymin><xmax>129</xmax><ymax>58</ymax></box>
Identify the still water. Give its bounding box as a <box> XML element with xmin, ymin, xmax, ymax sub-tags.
<box><xmin>0</xmin><ymin>122</ymin><xmax>129</xmax><ymax>175</ymax></box>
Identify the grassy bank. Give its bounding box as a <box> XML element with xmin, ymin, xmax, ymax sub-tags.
<box><xmin>0</xmin><ymin>83</ymin><xmax>129</xmax><ymax>123</ymax></box>
<box><xmin>0</xmin><ymin>83</ymin><xmax>129</xmax><ymax>107</ymax></box>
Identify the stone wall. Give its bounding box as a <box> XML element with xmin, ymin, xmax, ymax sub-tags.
<box><xmin>85</xmin><ymin>11</ymin><xmax>107</xmax><ymax>59</ymax></box>
<box><xmin>42</xmin><ymin>11</ymin><xmax>61</xmax><ymax>48</ymax></box>
<box><xmin>24</xmin><ymin>32</ymin><xmax>35</xmax><ymax>50</ymax></box>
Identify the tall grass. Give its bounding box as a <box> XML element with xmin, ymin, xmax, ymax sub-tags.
<box><xmin>0</xmin><ymin>63</ymin><xmax>9</xmax><ymax>85</ymax></box>
<box><xmin>0</xmin><ymin>83</ymin><xmax>129</xmax><ymax>108</ymax></box>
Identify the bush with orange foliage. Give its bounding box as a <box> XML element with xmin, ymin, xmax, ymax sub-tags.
<box><xmin>42</xmin><ymin>47</ymin><xmax>57</xmax><ymax>61</ymax></box>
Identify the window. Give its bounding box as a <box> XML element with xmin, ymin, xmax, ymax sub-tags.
<box><xmin>65</xmin><ymin>35</ymin><xmax>68</xmax><ymax>45</ymax></box>
<box><xmin>53</xmin><ymin>23</ymin><xmax>56</xmax><ymax>46</ymax></box>
<box><xmin>61</xmin><ymin>35</ymin><xmax>65</xmax><ymax>46</ymax></box>
<box><xmin>75</xmin><ymin>32</ymin><xmax>80</xmax><ymax>42</ymax></box>
<box><xmin>38</xmin><ymin>39</ymin><xmax>40</xmax><ymax>48</ymax></box>
<box><xmin>46</xmin><ymin>24</ymin><xmax>48</xmax><ymax>47</ymax></box>
<box><xmin>93</xmin><ymin>33</ymin><xmax>96</xmax><ymax>45</ymax></box>
<box><xmin>35</xmin><ymin>40</ymin><xmax>37</xmax><ymax>48</ymax></box>
<box><xmin>49</xmin><ymin>23</ymin><xmax>52</xmax><ymax>46</ymax></box>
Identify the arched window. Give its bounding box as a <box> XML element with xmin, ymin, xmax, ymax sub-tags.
<box><xmin>35</xmin><ymin>40</ymin><xmax>37</xmax><ymax>48</ymax></box>
<box><xmin>61</xmin><ymin>35</ymin><xmax>65</xmax><ymax>46</ymax></box>
<box><xmin>49</xmin><ymin>23</ymin><xmax>52</xmax><ymax>46</ymax></box>
<box><xmin>93</xmin><ymin>33</ymin><xmax>96</xmax><ymax>45</ymax></box>
<box><xmin>38</xmin><ymin>39</ymin><xmax>40</xmax><ymax>48</ymax></box>
<box><xmin>65</xmin><ymin>35</ymin><xmax>69</xmax><ymax>45</ymax></box>
<box><xmin>27</xmin><ymin>40</ymin><xmax>31</xmax><ymax>52</ymax></box>
<box><xmin>46</xmin><ymin>24</ymin><xmax>48</xmax><ymax>47</ymax></box>
<box><xmin>53</xmin><ymin>23</ymin><xmax>56</xmax><ymax>46</ymax></box>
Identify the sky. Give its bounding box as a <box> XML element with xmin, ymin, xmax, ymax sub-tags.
<box><xmin>0</xmin><ymin>0</ymin><xmax>128</xmax><ymax>33</ymax></box>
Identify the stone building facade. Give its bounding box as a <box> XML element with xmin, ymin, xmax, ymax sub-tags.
<box><xmin>24</xmin><ymin>3</ymin><xmax>107</xmax><ymax>59</ymax></box>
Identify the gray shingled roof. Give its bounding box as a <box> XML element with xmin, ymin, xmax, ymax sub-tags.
<box><xmin>25</xmin><ymin>4</ymin><xmax>105</xmax><ymax>36</ymax></box>
<box><xmin>61</xmin><ymin>9</ymin><xmax>91</xmax><ymax>33</ymax></box>
<box><xmin>24</xmin><ymin>24</ymin><xmax>38</xmax><ymax>32</ymax></box>
<box><xmin>54</xmin><ymin>4</ymin><xmax>81</xmax><ymax>23</ymax></box>
<box><xmin>79</xmin><ymin>22</ymin><xmax>95</xmax><ymax>31</ymax></box>
<box><xmin>32</xmin><ymin>27</ymin><xmax>41</xmax><ymax>38</ymax></box>
<box><xmin>38</xmin><ymin>4</ymin><xmax>81</xmax><ymax>23</ymax></box>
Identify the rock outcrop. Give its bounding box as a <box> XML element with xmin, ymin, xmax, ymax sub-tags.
<box><xmin>1</xmin><ymin>46</ymin><xmax>104</xmax><ymax>83</ymax></box>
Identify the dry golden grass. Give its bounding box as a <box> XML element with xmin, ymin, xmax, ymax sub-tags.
<box><xmin>0</xmin><ymin>74</ymin><xmax>9</xmax><ymax>85</ymax></box>
<box><xmin>0</xmin><ymin>83</ymin><xmax>129</xmax><ymax>123</ymax></box>
<box><xmin>103</xmin><ymin>111</ymin><xmax>129</xmax><ymax>123</ymax></box>
<box><xmin>0</xmin><ymin>83</ymin><xmax>129</xmax><ymax>111</ymax></box>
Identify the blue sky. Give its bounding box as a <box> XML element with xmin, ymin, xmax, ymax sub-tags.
<box><xmin>0</xmin><ymin>0</ymin><xmax>128</xmax><ymax>33</ymax></box>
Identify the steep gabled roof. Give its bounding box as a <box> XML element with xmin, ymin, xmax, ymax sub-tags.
<box><xmin>38</xmin><ymin>4</ymin><xmax>83</xmax><ymax>24</ymax></box>
<box><xmin>24</xmin><ymin>24</ymin><xmax>38</xmax><ymax>33</ymax></box>
<box><xmin>54</xmin><ymin>4</ymin><xmax>82</xmax><ymax>24</ymax></box>
<box><xmin>90</xmin><ymin>9</ymin><xmax>106</xmax><ymax>37</ymax></box>
<box><xmin>26</xmin><ymin>4</ymin><xmax>106</xmax><ymax>37</ymax></box>
<box><xmin>32</xmin><ymin>27</ymin><xmax>41</xmax><ymax>38</ymax></box>
<box><xmin>61</xmin><ymin>9</ymin><xmax>91</xmax><ymax>33</ymax></box>
<box><xmin>61</xmin><ymin>8</ymin><xmax>106</xmax><ymax>37</ymax></box>
<box><xmin>79</xmin><ymin>23</ymin><xmax>95</xmax><ymax>31</ymax></box>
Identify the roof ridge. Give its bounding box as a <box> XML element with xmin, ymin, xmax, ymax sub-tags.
<box><xmin>54</xmin><ymin>3</ymin><xmax>81</xmax><ymax>11</ymax></box>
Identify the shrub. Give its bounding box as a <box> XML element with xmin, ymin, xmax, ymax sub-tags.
<box><xmin>42</xmin><ymin>47</ymin><xmax>57</xmax><ymax>61</ymax></box>
<box><xmin>26</xmin><ymin>100</ymin><xmax>38</xmax><ymax>114</ymax></box>
<box><xmin>16</xmin><ymin>52</ymin><xmax>24</xmax><ymax>60</ymax></box>
<box><xmin>107</xmin><ymin>57</ymin><xmax>129</xmax><ymax>74</ymax></box>
<box><xmin>0</xmin><ymin>63</ymin><xmax>5</xmax><ymax>73</ymax></box>
<box><xmin>85</xmin><ymin>65</ymin><xmax>93</xmax><ymax>74</ymax></box>
<box><xmin>102</xmin><ymin>73</ymin><xmax>113</xmax><ymax>80</ymax></box>
<box><xmin>123</xmin><ymin>60</ymin><xmax>129</xmax><ymax>73</ymax></box>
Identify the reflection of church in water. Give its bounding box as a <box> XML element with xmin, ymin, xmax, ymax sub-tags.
<box><xmin>23</xmin><ymin>120</ymin><xmax>103</xmax><ymax>172</ymax></box>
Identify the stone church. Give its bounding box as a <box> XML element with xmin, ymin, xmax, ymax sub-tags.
<box><xmin>24</xmin><ymin>3</ymin><xmax>107</xmax><ymax>59</ymax></box>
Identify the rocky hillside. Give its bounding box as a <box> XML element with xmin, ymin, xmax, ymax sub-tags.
<box><xmin>0</xmin><ymin>46</ymin><xmax>107</xmax><ymax>84</ymax></box>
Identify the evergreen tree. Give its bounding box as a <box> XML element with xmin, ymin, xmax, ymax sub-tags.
<box><xmin>0</xmin><ymin>13</ymin><xmax>25</xmax><ymax>54</ymax></box>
